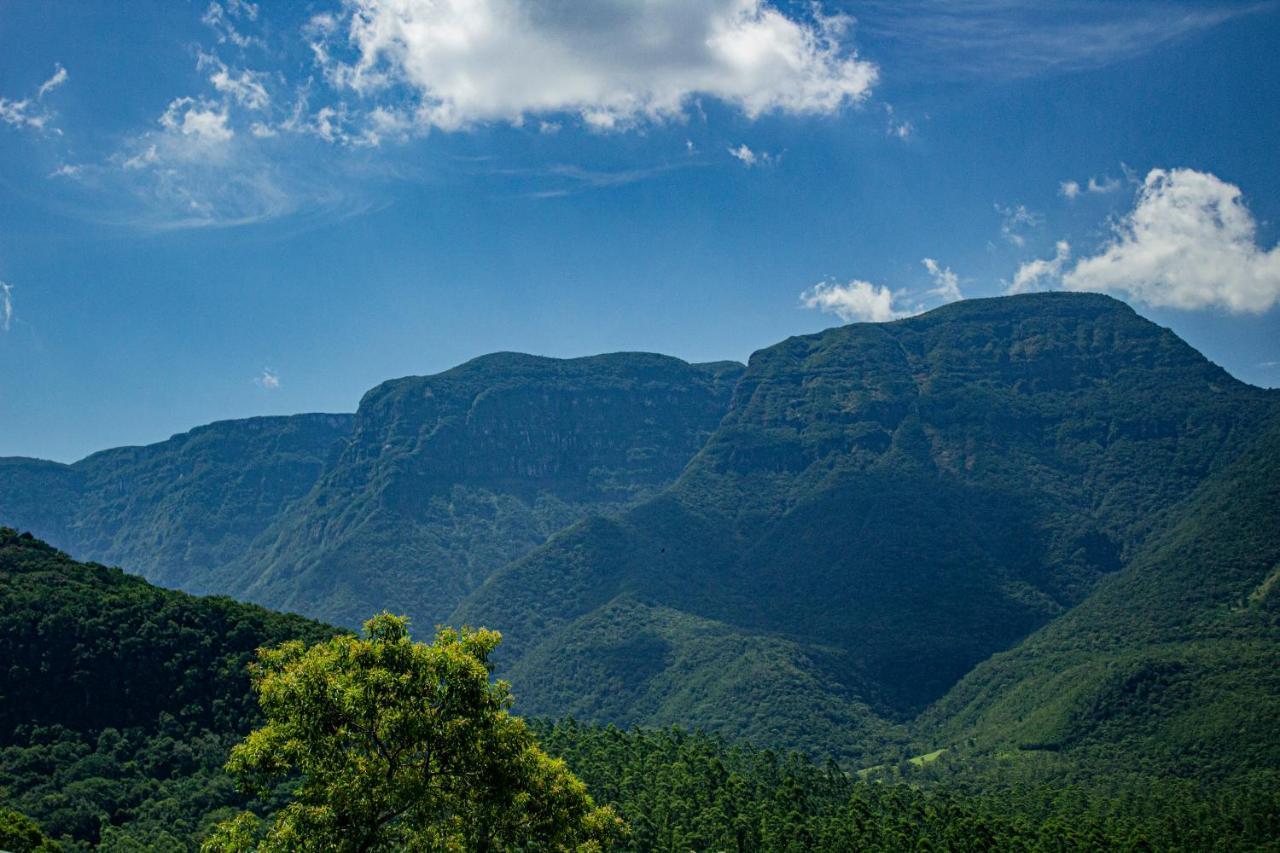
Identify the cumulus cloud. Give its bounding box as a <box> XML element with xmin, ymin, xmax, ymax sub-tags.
<box><xmin>1009</xmin><ymin>240</ymin><xmax>1071</xmax><ymax>294</ymax></box>
<box><xmin>312</xmin><ymin>0</ymin><xmax>878</xmax><ymax>131</ymax></box>
<box><xmin>160</xmin><ymin>97</ymin><xmax>235</xmax><ymax>143</ymax></box>
<box><xmin>0</xmin><ymin>282</ymin><xmax>12</xmax><ymax>332</ymax></box>
<box><xmin>1059</xmin><ymin>180</ymin><xmax>1081</xmax><ymax>200</ymax></box>
<box><xmin>922</xmin><ymin>257</ymin><xmax>962</xmax><ymax>302</ymax></box>
<box><xmin>997</xmin><ymin>203</ymin><xmax>1040</xmax><ymax>246</ymax></box>
<box><xmin>254</xmin><ymin>367</ymin><xmax>281</xmax><ymax>389</ymax></box>
<box><xmin>1062</xmin><ymin>168</ymin><xmax>1280</xmax><ymax>313</ymax></box>
<box><xmin>801</xmin><ymin>279</ymin><xmax>908</xmax><ymax>322</ymax></box>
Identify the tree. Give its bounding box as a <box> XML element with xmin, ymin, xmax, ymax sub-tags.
<box><xmin>203</xmin><ymin>614</ymin><xmax>623</xmax><ymax>852</ymax></box>
<box><xmin>0</xmin><ymin>807</ymin><xmax>60</xmax><ymax>852</ymax></box>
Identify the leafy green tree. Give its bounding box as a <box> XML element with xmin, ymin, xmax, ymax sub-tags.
<box><xmin>0</xmin><ymin>807</ymin><xmax>60</xmax><ymax>852</ymax></box>
<box><xmin>203</xmin><ymin>614</ymin><xmax>623</xmax><ymax>852</ymax></box>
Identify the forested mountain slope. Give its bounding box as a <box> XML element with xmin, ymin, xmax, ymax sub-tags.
<box><xmin>217</xmin><ymin>353</ymin><xmax>743</xmax><ymax>627</ymax></box>
<box><xmin>919</xmin><ymin>408</ymin><xmax>1280</xmax><ymax>779</ymax></box>
<box><xmin>455</xmin><ymin>293</ymin><xmax>1280</xmax><ymax>762</ymax></box>
<box><xmin>0</xmin><ymin>414</ymin><xmax>353</xmax><ymax>592</ymax></box>
<box><xmin>0</xmin><ymin>354</ymin><xmax>742</xmax><ymax>629</ymax></box>
<box><xmin>3</xmin><ymin>529</ymin><xmax>1274</xmax><ymax>851</ymax></box>
<box><xmin>0</xmin><ymin>528</ymin><xmax>335</xmax><ymax>848</ymax></box>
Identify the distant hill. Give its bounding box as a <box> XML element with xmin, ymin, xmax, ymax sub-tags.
<box><xmin>0</xmin><ymin>413</ymin><xmax>353</xmax><ymax>592</ymax></box>
<box><xmin>0</xmin><ymin>354</ymin><xmax>742</xmax><ymax>628</ymax></box>
<box><xmin>454</xmin><ymin>293</ymin><xmax>1279</xmax><ymax>762</ymax></box>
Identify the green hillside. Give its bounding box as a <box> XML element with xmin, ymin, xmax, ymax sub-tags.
<box><xmin>218</xmin><ymin>353</ymin><xmax>743</xmax><ymax>628</ymax></box>
<box><xmin>456</xmin><ymin>293</ymin><xmax>1279</xmax><ymax>761</ymax></box>
<box><xmin>0</xmin><ymin>528</ymin><xmax>336</xmax><ymax>849</ymax></box>
<box><xmin>918</xmin><ymin>410</ymin><xmax>1280</xmax><ymax>779</ymax></box>
<box><xmin>0</xmin><ymin>414</ymin><xmax>353</xmax><ymax>592</ymax></box>
<box><xmin>0</xmin><ymin>355</ymin><xmax>742</xmax><ymax>630</ymax></box>
<box><xmin>2</xmin><ymin>529</ymin><xmax>1274</xmax><ymax>851</ymax></box>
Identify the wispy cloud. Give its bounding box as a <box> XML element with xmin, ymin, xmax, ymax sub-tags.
<box><xmin>1</xmin><ymin>282</ymin><xmax>13</xmax><ymax>332</ymax></box>
<box><xmin>254</xmin><ymin>367</ymin><xmax>281</xmax><ymax>390</ymax></box>
<box><xmin>728</xmin><ymin>144</ymin><xmax>776</xmax><ymax>167</ymax></box>
<box><xmin>922</xmin><ymin>257</ymin><xmax>963</xmax><ymax>302</ymax></box>
<box><xmin>997</xmin><ymin>203</ymin><xmax>1040</xmax><ymax>247</ymax></box>
<box><xmin>1009</xmin><ymin>240</ymin><xmax>1071</xmax><ymax>294</ymax></box>
<box><xmin>855</xmin><ymin>0</ymin><xmax>1265</xmax><ymax>80</ymax></box>
<box><xmin>0</xmin><ymin>63</ymin><xmax>68</xmax><ymax>133</ymax></box>
<box><xmin>37</xmin><ymin>64</ymin><xmax>69</xmax><ymax>100</ymax></box>
<box><xmin>1061</xmin><ymin>173</ymin><xmax>1123</xmax><ymax>199</ymax></box>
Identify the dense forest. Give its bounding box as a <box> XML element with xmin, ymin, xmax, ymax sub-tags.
<box><xmin>2</xmin><ymin>529</ymin><xmax>1279</xmax><ymax>850</ymax></box>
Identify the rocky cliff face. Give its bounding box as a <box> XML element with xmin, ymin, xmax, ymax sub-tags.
<box><xmin>223</xmin><ymin>352</ymin><xmax>744</xmax><ymax>627</ymax></box>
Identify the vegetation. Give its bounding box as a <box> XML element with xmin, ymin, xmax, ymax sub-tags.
<box><xmin>458</xmin><ymin>293</ymin><xmax>1280</xmax><ymax>760</ymax></box>
<box><xmin>0</xmin><ymin>355</ymin><xmax>742</xmax><ymax>630</ymax></box>
<box><xmin>206</xmin><ymin>614</ymin><xmax>622</xmax><ymax>852</ymax></box>
<box><xmin>0</xmin><ymin>528</ymin><xmax>336</xmax><ymax>849</ymax></box>
<box><xmin>1</xmin><ymin>527</ymin><xmax>1278</xmax><ymax>850</ymax></box>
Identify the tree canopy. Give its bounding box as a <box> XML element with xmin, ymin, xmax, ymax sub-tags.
<box><xmin>204</xmin><ymin>614</ymin><xmax>623</xmax><ymax>852</ymax></box>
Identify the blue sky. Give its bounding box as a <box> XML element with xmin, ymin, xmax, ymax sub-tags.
<box><xmin>2</xmin><ymin>0</ymin><xmax>1278</xmax><ymax>462</ymax></box>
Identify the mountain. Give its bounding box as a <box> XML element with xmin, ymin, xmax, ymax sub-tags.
<box><xmin>0</xmin><ymin>414</ymin><xmax>353</xmax><ymax>592</ymax></box>
<box><xmin>0</xmin><ymin>354</ymin><xmax>742</xmax><ymax>629</ymax></box>
<box><xmin>454</xmin><ymin>293</ymin><xmax>1279</xmax><ymax>762</ymax></box>
<box><xmin>0</xmin><ymin>527</ymin><xmax>335</xmax><ymax>848</ymax></box>
<box><xmin>210</xmin><ymin>353</ymin><xmax>743</xmax><ymax>628</ymax></box>
<box><xmin>918</xmin><ymin>408</ymin><xmax>1280</xmax><ymax>780</ymax></box>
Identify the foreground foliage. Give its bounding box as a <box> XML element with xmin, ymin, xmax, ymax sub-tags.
<box><xmin>205</xmin><ymin>614</ymin><xmax>622</xmax><ymax>852</ymax></box>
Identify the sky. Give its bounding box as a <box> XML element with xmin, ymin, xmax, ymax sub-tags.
<box><xmin>1</xmin><ymin>0</ymin><xmax>1279</xmax><ymax>462</ymax></box>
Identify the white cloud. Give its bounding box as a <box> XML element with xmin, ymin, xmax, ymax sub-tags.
<box><xmin>1061</xmin><ymin>174</ymin><xmax>1121</xmax><ymax>199</ymax></box>
<box><xmin>203</xmin><ymin>0</ymin><xmax>263</xmax><ymax>48</ymax></box>
<box><xmin>201</xmin><ymin>54</ymin><xmax>270</xmax><ymax>110</ymax></box>
<box><xmin>997</xmin><ymin>203</ymin><xmax>1040</xmax><ymax>246</ymax></box>
<box><xmin>728</xmin><ymin>143</ymin><xmax>775</xmax><ymax>167</ymax></box>
<box><xmin>884</xmin><ymin>103</ymin><xmax>912</xmax><ymax>139</ymax></box>
<box><xmin>1063</xmin><ymin>168</ymin><xmax>1280</xmax><ymax>313</ymax></box>
<box><xmin>0</xmin><ymin>282</ymin><xmax>12</xmax><ymax>332</ymax></box>
<box><xmin>1009</xmin><ymin>240</ymin><xmax>1071</xmax><ymax>294</ymax></box>
<box><xmin>1087</xmin><ymin>175</ymin><xmax>1121</xmax><ymax>194</ymax></box>
<box><xmin>0</xmin><ymin>63</ymin><xmax>67</xmax><ymax>132</ymax></box>
<box><xmin>254</xmin><ymin>367</ymin><xmax>281</xmax><ymax>389</ymax></box>
<box><xmin>37</xmin><ymin>64</ymin><xmax>68</xmax><ymax>100</ymax></box>
<box><xmin>922</xmin><ymin>257</ymin><xmax>962</xmax><ymax>302</ymax></box>
<box><xmin>801</xmin><ymin>279</ymin><xmax>908</xmax><ymax>322</ymax></box>
<box><xmin>313</xmin><ymin>0</ymin><xmax>878</xmax><ymax>131</ymax></box>
<box><xmin>160</xmin><ymin>97</ymin><xmax>235</xmax><ymax>143</ymax></box>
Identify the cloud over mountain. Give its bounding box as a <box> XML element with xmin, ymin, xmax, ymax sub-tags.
<box><xmin>311</xmin><ymin>0</ymin><xmax>877</xmax><ymax>131</ymax></box>
<box><xmin>1064</xmin><ymin>168</ymin><xmax>1280</xmax><ymax>313</ymax></box>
